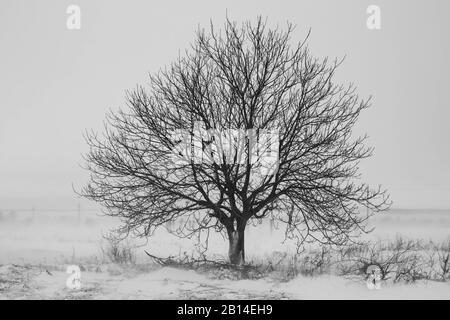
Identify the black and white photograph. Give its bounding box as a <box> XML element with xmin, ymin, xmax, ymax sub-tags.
<box><xmin>1</xmin><ymin>0</ymin><xmax>450</xmax><ymax>304</ymax></box>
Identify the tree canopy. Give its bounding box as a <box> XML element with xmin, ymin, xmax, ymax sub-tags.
<box><xmin>81</xmin><ymin>17</ymin><xmax>391</xmax><ymax>264</ymax></box>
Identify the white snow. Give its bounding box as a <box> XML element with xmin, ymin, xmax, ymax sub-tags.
<box><xmin>0</xmin><ymin>209</ymin><xmax>449</xmax><ymax>299</ymax></box>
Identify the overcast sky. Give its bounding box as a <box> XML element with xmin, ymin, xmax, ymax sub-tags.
<box><xmin>0</xmin><ymin>0</ymin><xmax>449</xmax><ymax>209</ymax></box>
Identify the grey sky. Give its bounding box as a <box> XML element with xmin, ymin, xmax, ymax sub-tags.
<box><xmin>0</xmin><ymin>0</ymin><xmax>449</xmax><ymax>209</ymax></box>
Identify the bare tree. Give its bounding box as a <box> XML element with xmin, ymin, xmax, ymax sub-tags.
<box><xmin>81</xmin><ymin>17</ymin><xmax>391</xmax><ymax>265</ymax></box>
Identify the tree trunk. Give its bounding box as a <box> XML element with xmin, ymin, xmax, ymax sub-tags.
<box><xmin>227</xmin><ymin>226</ymin><xmax>245</xmax><ymax>265</ymax></box>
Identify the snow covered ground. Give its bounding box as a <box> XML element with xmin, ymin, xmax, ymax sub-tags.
<box><xmin>0</xmin><ymin>209</ymin><xmax>449</xmax><ymax>299</ymax></box>
<box><xmin>1</xmin><ymin>264</ymin><xmax>449</xmax><ymax>300</ymax></box>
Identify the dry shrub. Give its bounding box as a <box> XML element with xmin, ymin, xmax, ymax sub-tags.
<box><xmin>101</xmin><ymin>237</ymin><xmax>136</xmax><ymax>264</ymax></box>
<box><xmin>337</xmin><ymin>237</ymin><xmax>434</xmax><ymax>283</ymax></box>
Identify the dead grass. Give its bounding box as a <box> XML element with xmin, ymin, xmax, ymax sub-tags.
<box><xmin>142</xmin><ymin>237</ymin><xmax>450</xmax><ymax>284</ymax></box>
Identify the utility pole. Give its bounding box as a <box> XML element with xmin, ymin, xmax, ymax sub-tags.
<box><xmin>77</xmin><ymin>202</ymin><xmax>81</xmax><ymax>221</ymax></box>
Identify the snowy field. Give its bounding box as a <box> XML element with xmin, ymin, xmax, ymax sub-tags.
<box><xmin>0</xmin><ymin>209</ymin><xmax>449</xmax><ymax>299</ymax></box>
